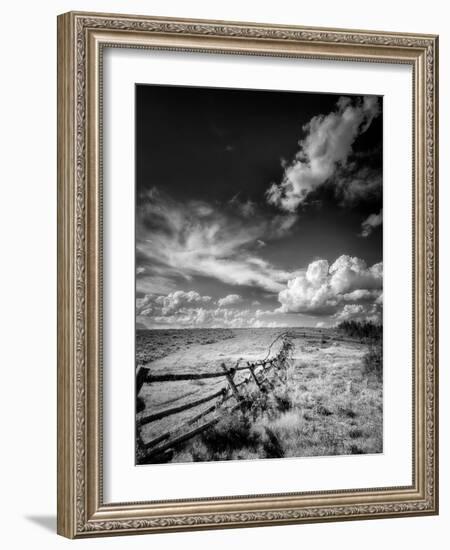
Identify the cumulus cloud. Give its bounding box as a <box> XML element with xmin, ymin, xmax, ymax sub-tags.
<box><xmin>328</xmin><ymin>255</ymin><xmax>382</xmax><ymax>294</ymax></box>
<box><xmin>136</xmin><ymin>290</ymin><xmax>211</xmax><ymax>316</ymax></box>
<box><xmin>137</xmin><ymin>294</ymin><xmax>284</xmax><ymax>329</ymax></box>
<box><xmin>333</xmin><ymin>302</ymin><xmax>382</xmax><ymax>324</ymax></box>
<box><xmin>360</xmin><ymin>209</ymin><xmax>383</xmax><ymax>237</ymax></box>
<box><xmin>217</xmin><ymin>294</ymin><xmax>242</xmax><ymax>307</ymax></box>
<box><xmin>136</xmin><ymin>294</ymin><xmax>155</xmax><ymax>316</ymax></box>
<box><xmin>342</xmin><ymin>289</ymin><xmax>380</xmax><ymax>302</ymax></box>
<box><xmin>255</xmin><ymin>309</ymin><xmax>274</xmax><ymax>318</ymax></box>
<box><xmin>334</xmin><ymin>304</ymin><xmax>365</xmax><ymax>321</ymax></box>
<box><xmin>155</xmin><ymin>290</ymin><xmax>211</xmax><ymax>315</ymax></box>
<box><xmin>266</xmin><ymin>96</ymin><xmax>381</xmax><ymax>212</ymax></box>
<box><xmin>277</xmin><ymin>254</ymin><xmax>382</xmax><ymax>319</ymax></box>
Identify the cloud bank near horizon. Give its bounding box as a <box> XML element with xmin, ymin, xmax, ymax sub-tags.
<box><xmin>136</xmin><ymin>254</ymin><xmax>382</xmax><ymax>329</ymax></box>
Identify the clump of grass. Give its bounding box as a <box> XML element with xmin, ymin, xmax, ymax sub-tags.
<box><xmin>316</xmin><ymin>404</ymin><xmax>333</xmax><ymax>416</ymax></box>
<box><xmin>338</xmin><ymin>405</ymin><xmax>357</xmax><ymax>418</ymax></box>
<box><xmin>349</xmin><ymin>428</ymin><xmax>364</xmax><ymax>439</ymax></box>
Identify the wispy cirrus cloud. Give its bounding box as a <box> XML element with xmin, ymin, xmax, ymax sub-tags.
<box><xmin>136</xmin><ymin>189</ymin><xmax>300</xmax><ymax>295</ymax></box>
<box><xmin>266</xmin><ymin>96</ymin><xmax>381</xmax><ymax>212</ymax></box>
<box><xmin>217</xmin><ymin>294</ymin><xmax>242</xmax><ymax>307</ymax></box>
<box><xmin>360</xmin><ymin>209</ymin><xmax>383</xmax><ymax>237</ymax></box>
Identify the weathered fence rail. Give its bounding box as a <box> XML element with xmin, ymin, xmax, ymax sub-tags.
<box><xmin>137</xmin><ymin>387</ymin><xmax>227</xmax><ymax>426</ymax></box>
<box><xmin>142</xmin><ymin>403</ymin><xmax>242</xmax><ymax>460</ymax></box>
<box><xmin>137</xmin><ymin>332</ymin><xmax>294</xmax><ymax>462</ymax></box>
<box><xmin>139</xmin><ymin>361</ymin><xmax>269</xmax><ymax>384</ymax></box>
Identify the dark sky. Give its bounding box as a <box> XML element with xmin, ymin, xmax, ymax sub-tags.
<box><xmin>135</xmin><ymin>84</ymin><xmax>383</xmax><ymax>329</ymax></box>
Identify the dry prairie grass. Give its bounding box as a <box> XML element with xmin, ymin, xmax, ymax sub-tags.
<box><xmin>171</xmin><ymin>337</ymin><xmax>382</xmax><ymax>462</ymax></box>
<box><xmin>136</xmin><ymin>328</ymin><xmax>234</xmax><ymax>364</ymax></box>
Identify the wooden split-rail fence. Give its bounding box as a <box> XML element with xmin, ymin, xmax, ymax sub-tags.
<box><xmin>136</xmin><ymin>333</ymin><xmax>294</xmax><ymax>463</ymax></box>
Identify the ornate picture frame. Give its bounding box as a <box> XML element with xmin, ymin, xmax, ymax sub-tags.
<box><xmin>57</xmin><ymin>11</ymin><xmax>438</xmax><ymax>538</ymax></box>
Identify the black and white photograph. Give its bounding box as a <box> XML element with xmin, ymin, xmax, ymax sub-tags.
<box><xmin>135</xmin><ymin>84</ymin><xmax>383</xmax><ymax>465</ymax></box>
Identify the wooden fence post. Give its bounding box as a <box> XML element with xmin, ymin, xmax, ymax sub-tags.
<box><xmin>136</xmin><ymin>366</ymin><xmax>147</xmax><ymax>394</ymax></box>
<box><xmin>274</xmin><ymin>355</ymin><xmax>286</xmax><ymax>383</ymax></box>
<box><xmin>269</xmin><ymin>359</ymin><xmax>282</xmax><ymax>383</ymax></box>
<box><xmin>248</xmin><ymin>363</ymin><xmax>263</xmax><ymax>391</ymax></box>
<box><xmin>261</xmin><ymin>362</ymin><xmax>276</xmax><ymax>390</ymax></box>
<box><xmin>221</xmin><ymin>363</ymin><xmax>242</xmax><ymax>402</ymax></box>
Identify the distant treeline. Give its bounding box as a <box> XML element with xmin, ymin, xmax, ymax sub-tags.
<box><xmin>337</xmin><ymin>320</ymin><xmax>382</xmax><ymax>341</ymax></box>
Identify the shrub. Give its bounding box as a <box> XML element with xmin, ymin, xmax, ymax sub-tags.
<box><xmin>337</xmin><ymin>320</ymin><xmax>382</xmax><ymax>341</ymax></box>
<box><xmin>262</xmin><ymin>427</ymin><xmax>284</xmax><ymax>458</ymax></box>
<box><xmin>363</xmin><ymin>341</ymin><xmax>383</xmax><ymax>380</ymax></box>
<box><xmin>193</xmin><ymin>374</ymin><xmax>295</xmax><ymax>461</ymax></box>
<box><xmin>338</xmin><ymin>320</ymin><xmax>383</xmax><ymax>380</ymax></box>
<box><xmin>201</xmin><ymin>411</ymin><xmax>258</xmax><ymax>456</ymax></box>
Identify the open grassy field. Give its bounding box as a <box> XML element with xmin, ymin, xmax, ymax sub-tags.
<box><xmin>136</xmin><ymin>327</ymin><xmax>382</xmax><ymax>464</ymax></box>
<box><xmin>136</xmin><ymin>328</ymin><xmax>234</xmax><ymax>364</ymax></box>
